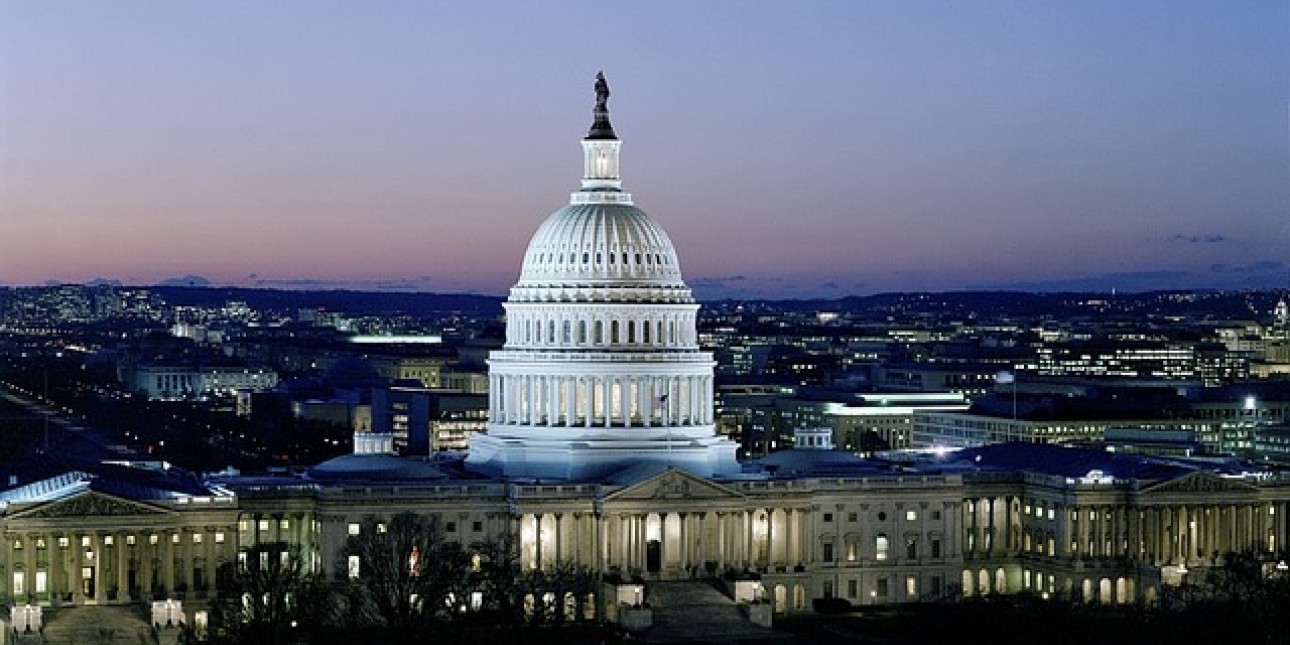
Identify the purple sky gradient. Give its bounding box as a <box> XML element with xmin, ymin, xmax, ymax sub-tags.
<box><xmin>2</xmin><ymin>1</ymin><xmax>1287</xmax><ymax>298</ymax></box>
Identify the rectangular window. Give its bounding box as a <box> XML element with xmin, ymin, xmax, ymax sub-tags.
<box><xmin>877</xmin><ymin>577</ymin><xmax>889</xmax><ymax>599</ymax></box>
<box><xmin>822</xmin><ymin>580</ymin><xmax>834</xmax><ymax>599</ymax></box>
<box><xmin>930</xmin><ymin>576</ymin><xmax>942</xmax><ymax>598</ymax></box>
<box><xmin>279</xmin><ymin>519</ymin><xmax>290</xmax><ymax>530</ymax></box>
<box><xmin>848</xmin><ymin>513</ymin><xmax>858</xmax><ymax>523</ymax></box>
<box><xmin>215</xmin><ymin>533</ymin><xmax>225</xmax><ymax>544</ymax></box>
<box><xmin>932</xmin><ymin>511</ymin><xmax>941</xmax><ymax>521</ymax></box>
<box><xmin>58</xmin><ymin>537</ymin><xmax>69</xmax><ymax>549</ymax></box>
<box><xmin>149</xmin><ymin>535</ymin><xmax>159</xmax><ymax>545</ymax></box>
<box><xmin>347</xmin><ymin>523</ymin><xmax>360</xmax><ymax>536</ymax></box>
<box><xmin>35</xmin><ymin>571</ymin><xmax>47</xmax><ymax>594</ymax></box>
<box><xmin>12</xmin><ymin>572</ymin><xmax>23</xmax><ymax>595</ymax></box>
<box><xmin>237</xmin><ymin>552</ymin><xmax>248</xmax><ymax>569</ymax></box>
<box><xmin>931</xmin><ymin>539</ymin><xmax>942</xmax><ymax>559</ymax></box>
<box><xmin>906</xmin><ymin>576</ymin><xmax>917</xmax><ymax>598</ymax></box>
<box><xmin>906</xmin><ymin>538</ymin><xmax>917</xmax><ymax>559</ymax></box>
<box><xmin>875</xmin><ymin>534</ymin><xmax>889</xmax><ymax>561</ymax></box>
<box><xmin>822</xmin><ymin>543</ymin><xmax>834</xmax><ymax>562</ymax></box>
<box><xmin>104</xmin><ymin>536</ymin><xmax>114</xmax><ymax>547</ymax></box>
<box><xmin>823</xmin><ymin>513</ymin><xmax>833</xmax><ymax>523</ymax></box>
<box><xmin>347</xmin><ymin>555</ymin><xmax>361</xmax><ymax>579</ymax></box>
<box><xmin>446</xmin><ymin>522</ymin><xmax>457</xmax><ymax>533</ymax></box>
<box><xmin>172</xmin><ymin>534</ymin><xmax>180</xmax><ymax>545</ymax></box>
<box><xmin>192</xmin><ymin>534</ymin><xmax>202</xmax><ymax>544</ymax></box>
<box><xmin>472</xmin><ymin>521</ymin><xmax>483</xmax><ymax>532</ymax></box>
<box><xmin>847</xmin><ymin>579</ymin><xmax>857</xmax><ymax>598</ymax></box>
<box><xmin>258</xmin><ymin>520</ymin><xmax>269</xmax><ymax>532</ymax></box>
<box><xmin>238</xmin><ymin>519</ymin><xmax>250</xmax><ymax>532</ymax></box>
<box><xmin>905</xmin><ymin>510</ymin><xmax>917</xmax><ymax>522</ymax></box>
<box><xmin>81</xmin><ymin>536</ymin><xmax>91</xmax><ymax>548</ymax></box>
<box><xmin>126</xmin><ymin>535</ymin><xmax>136</xmax><ymax>546</ymax></box>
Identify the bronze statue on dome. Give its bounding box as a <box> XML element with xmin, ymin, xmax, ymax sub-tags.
<box><xmin>594</xmin><ymin>72</ymin><xmax>610</xmax><ymax>114</ymax></box>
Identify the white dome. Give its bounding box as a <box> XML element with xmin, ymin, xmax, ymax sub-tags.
<box><xmin>509</xmin><ymin>202</ymin><xmax>693</xmax><ymax>304</ymax></box>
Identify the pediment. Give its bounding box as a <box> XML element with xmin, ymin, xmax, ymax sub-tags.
<box><xmin>11</xmin><ymin>492</ymin><xmax>171</xmax><ymax>520</ymax></box>
<box><xmin>1141</xmin><ymin>472</ymin><xmax>1259</xmax><ymax>496</ymax></box>
<box><xmin>607</xmin><ymin>468</ymin><xmax>743</xmax><ymax>503</ymax></box>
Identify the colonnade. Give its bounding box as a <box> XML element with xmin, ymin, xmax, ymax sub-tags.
<box><xmin>516</xmin><ymin>507</ymin><xmax>813</xmax><ymax>578</ymax></box>
<box><xmin>491</xmin><ymin>373</ymin><xmax>713</xmax><ymax>428</ymax></box>
<box><xmin>3</xmin><ymin>526</ymin><xmax>234</xmax><ymax>605</ymax></box>
<box><xmin>966</xmin><ymin>496</ymin><xmax>1288</xmax><ymax>565</ymax></box>
<box><xmin>506</xmin><ymin>308</ymin><xmax>697</xmax><ymax>349</ymax></box>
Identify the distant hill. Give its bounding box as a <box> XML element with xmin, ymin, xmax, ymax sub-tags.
<box><xmin>150</xmin><ymin>286</ymin><xmax>504</xmax><ymax>317</ymax></box>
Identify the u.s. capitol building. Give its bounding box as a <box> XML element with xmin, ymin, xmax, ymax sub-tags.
<box><xmin>1</xmin><ymin>77</ymin><xmax>1287</xmax><ymax>625</ymax></box>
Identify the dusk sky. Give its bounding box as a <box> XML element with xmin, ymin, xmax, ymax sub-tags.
<box><xmin>2</xmin><ymin>2</ymin><xmax>1287</xmax><ymax>299</ymax></box>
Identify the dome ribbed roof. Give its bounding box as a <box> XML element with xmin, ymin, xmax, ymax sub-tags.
<box><xmin>509</xmin><ymin>202</ymin><xmax>694</xmax><ymax>304</ymax></box>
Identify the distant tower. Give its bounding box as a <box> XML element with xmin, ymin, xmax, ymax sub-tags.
<box><xmin>466</xmin><ymin>74</ymin><xmax>739</xmax><ymax>481</ymax></box>
<box><xmin>1275</xmin><ymin>296</ymin><xmax>1288</xmax><ymax>329</ymax></box>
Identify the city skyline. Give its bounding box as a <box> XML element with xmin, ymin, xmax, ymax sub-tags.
<box><xmin>2</xmin><ymin>1</ymin><xmax>1287</xmax><ymax>299</ymax></box>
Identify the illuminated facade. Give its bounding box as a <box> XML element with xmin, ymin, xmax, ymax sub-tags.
<box><xmin>1</xmin><ymin>79</ymin><xmax>1289</xmax><ymax>629</ymax></box>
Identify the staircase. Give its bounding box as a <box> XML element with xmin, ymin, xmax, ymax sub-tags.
<box><xmin>645</xmin><ymin>581</ymin><xmax>781</xmax><ymax>642</ymax></box>
<box><xmin>39</xmin><ymin>606</ymin><xmax>152</xmax><ymax>645</ymax></box>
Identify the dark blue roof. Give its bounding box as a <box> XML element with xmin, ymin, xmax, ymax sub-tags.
<box><xmin>937</xmin><ymin>442</ymin><xmax>1237</xmax><ymax>481</ymax></box>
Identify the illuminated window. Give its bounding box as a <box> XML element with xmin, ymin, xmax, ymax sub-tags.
<box><xmin>150</xmin><ymin>535</ymin><xmax>159</xmax><ymax>545</ymax></box>
<box><xmin>348</xmin><ymin>555</ymin><xmax>361</xmax><ymax>579</ymax></box>
<box><xmin>875</xmin><ymin>534</ymin><xmax>889</xmax><ymax>561</ymax></box>
<box><xmin>279</xmin><ymin>519</ymin><xmax>290</xmax><ymax>530</ymax></box>
<box><xmin>258</xmin><ymin>520</ymin><xmax>269</xmax><ymax>532</ymax></box>
<box><xmin>172</xmin><ymin>534</ymin><xmax>181</xmax><ymax>545</ymax></box>
<box><xmin>126</xmin><ymin>535</ymin><xmax>136</xmax><ymax>546</ymax></box>
<box><xmin>215</xmin><ymin>533</ymin><xmax>225</xmax><ymax>544</ymax></box>
<box><xmin>192</xmin><ymin>534</ymin><xmax>202</xmax><ymax>544</ymax></box>
<box><xmin>13</xmin><ymin>572</ymin><xmax>24</xmax><ymax>595</ymax></box>
<box><xmin>81</xmin><ymin>536</ymin><xmax>91</xmax><ymax>548</ymax></box>
<box><xmin>35</xmin><ymin>571</ymin><xmax>46</xmax><ymax>594</ymax></box>
<box><xmin>238</xmin><ymin>520</ymin><xmax>250</xmax><ymax>532</ymax></box>
<box><xmin>347</xmin><ymin>524</ymin><xmax>360</xmax><ymax>536</ymax></box>
<box><xmin>905</xmin><ymin>510</ymin><xmax>917</xmax><ymax>522</ymax></box>
<box><xmin>906</xmin><ymin>576</ymin><xmax>917</xmax><ymax>598</ymax></box>
<box><xmin>104</xmin><ymin>536</ymin><xmax>114</xmax><ymax>547</ymax></box>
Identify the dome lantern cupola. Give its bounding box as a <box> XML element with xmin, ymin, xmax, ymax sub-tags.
<box><xmin>576</xmin><ymin>72</ymin><xmax>629</xmax><ymax>201</ymax></box>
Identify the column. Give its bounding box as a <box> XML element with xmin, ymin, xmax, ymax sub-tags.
<box><xmin>554</xmin><ymin>513</ymin><xmax>564</xmax><ymax>563</ymax></box>
<box><xmin>46</xmin><ymin>532</ymin><xmax>60</xmax><ymax>604</ymax></box>
<box><xmin>164</xmin><ymin>531</ymin><xmax>175</xmax><ymax>594</ymax></box>
<box><xmin>637</xmin><ymin>514</ymin><xmax>647</xmax><ymax>572</ymax></box>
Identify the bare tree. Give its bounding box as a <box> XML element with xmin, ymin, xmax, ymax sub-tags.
<box><xmin>208</xmin><ymin>542</ymin><xmax>331</xmax><ymax>645</ymax></box>
<box><xmin>339</xmin><ymin>512</ymin><xmax>473</xmax><ymax>641</ymax></box>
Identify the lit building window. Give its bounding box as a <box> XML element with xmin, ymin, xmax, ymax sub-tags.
<box><xmin>348</xmin><ymin>555</ymin><xmax>361</xmax><ymax>579</ymax></box>
<box><xmin>348</xmin><ymin>524</ymin><xmax>360</xmax><ymax>536</ymax></box>
<box><xmin>875</xmin><ymin>534</ymin><xmax>889</xmax><ymax>561</ymax></box>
